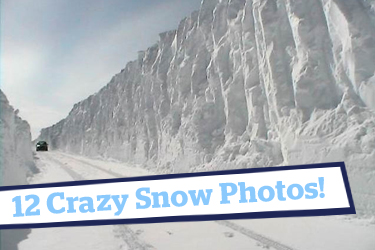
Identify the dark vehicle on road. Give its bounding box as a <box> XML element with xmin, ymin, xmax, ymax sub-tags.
<box><xmin>36</xmin><ymin>141</ymin><xmax>48</xmax><ymax>151</ymax></box>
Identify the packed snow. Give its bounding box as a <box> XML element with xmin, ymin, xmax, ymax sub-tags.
<box><xmin>19</xmin><ymin>151</ymin><xmax>375</xmax><ymax>250</ymax></box>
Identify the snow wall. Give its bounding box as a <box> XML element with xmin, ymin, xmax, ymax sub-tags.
<box><xmin>39</xmin><ymin>0</ymin><xmax>375</xmax><ymax>219</ymax></box>
<box><xmin>0</xmin><ymin>90</ymin><xmax>36</xmax><ymax>250</ymax></box>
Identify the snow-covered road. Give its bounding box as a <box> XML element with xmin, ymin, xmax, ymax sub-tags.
<box><xmin>19</xmin><ymin>151</ymin><xmax>375</xmax><ymax>250</ymax></box>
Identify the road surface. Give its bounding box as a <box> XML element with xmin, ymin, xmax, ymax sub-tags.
<box><xmin>18</xmin><ymin>151</ymin><xmax>375</xmax><ymax>250</ymax></box>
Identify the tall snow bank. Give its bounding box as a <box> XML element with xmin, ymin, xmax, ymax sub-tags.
<box><xmin>39</xmin><ymin>0</ymin><xmax>375</xmax><ymax>219</ymax></box>
<box><xmin>0</xmin><ymin>90</ymin><xmax>35</xmax><ymax>250</ymax></box>
<box><xmin>0</xmin><ymin>90</ymin><xmax>35</xmax><ymax>186</ymax></box>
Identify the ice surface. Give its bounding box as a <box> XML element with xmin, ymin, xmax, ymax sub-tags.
<box><xmin>38</xmin><ymin>0</ymin><xmax>375</xmax><ymax>219</ymax></box>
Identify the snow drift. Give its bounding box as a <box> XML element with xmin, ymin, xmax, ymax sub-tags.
<box><xmin>39</xmin><ymin>0</ymin><xmax>375</xmax><ymax>219</ymax></box>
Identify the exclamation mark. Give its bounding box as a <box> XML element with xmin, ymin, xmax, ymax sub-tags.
<box><xmin>319</xmin><ymin>177</ymin><xmax>325</xmax><ymax>198</ymax></box>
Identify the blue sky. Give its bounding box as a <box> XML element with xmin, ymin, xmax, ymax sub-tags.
<box><xmin>1</xmin><ymin>0</ymin><xmax>202</xmax><ymax>138</ymax></box>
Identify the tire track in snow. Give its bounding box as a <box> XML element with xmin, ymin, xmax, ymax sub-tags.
<box><xmin>39</xmin><ymin>154</ymin><xmax>85</xmax><ymax>181</ymax></box>
<box><xmin>50</xmin><ymin>152</ymin><xmax>299</xmax><ymax>250</ymax></box>
<box><xmin>55</xmin><ymin>152</ymin><xmax>125</xmax><ymax>178</ymax></box>
<box><xmin>39</xmin><ymin>153</ymin><xmax>155</xmax><ymax>250</ymax></box>
<box><xmin>216</xmin><ymin>221</ymin><xmax>298</xmax><ymax>250</ymax></box>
